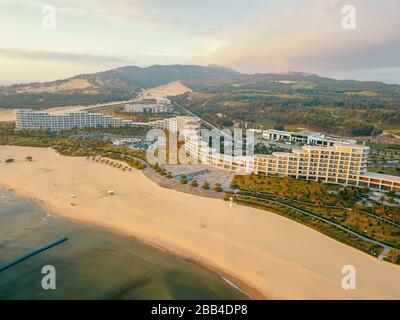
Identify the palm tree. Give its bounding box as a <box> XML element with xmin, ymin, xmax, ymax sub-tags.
<box><xmin>387</xmin><ymin>197</ymin><xmax>396</xmax><ymax>207</ymax></box>
<box><xmin>283</xmin><ymin>176</ymin><xmax>293</xmax><ymax>190</ymax></box>
<box><xmin>190</xmin><ymin>179</ymin><xmax>199</xmax><ymax>187</ymax></box>
<box><xmin>295</xmin><ymin>189</ymin><xmax>304</xmax><ymax>202</ymax></box>
<box><xmin>202</xmin><ymin>181</ymin><xmax>210</xmax><ymax>190</ymax></box>
<box><xmin>380</xmin><ymin>195</ymin><xmax>386</xmax><ymax>209</ymax></box>
<box><xmin>371</xmin><ymin>200</ymin><xmax>376</xmax><ymax>214</ymax></box>
<box><xmin>392</xmin><ymin>250</ymin><xmax>399</xmax><ymax>264</ymax></box>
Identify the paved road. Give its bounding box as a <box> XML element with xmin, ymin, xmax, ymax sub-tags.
<box><xmin>171</xmin><ymin>99</ymin><xmax>252</xmax><ymax>150</ymax></box>
<box><xmin>171</xmin><ymin>99</ymin><xmax>218</xmax><ymax>130</ymax></box>
<box><xmin>125</xmin><ymin>154</ymin><xmax>224</xmax><ymax>199</ymax></box>
<box><xmin>378</xmin><ymin>247</ymin><xmax>392</xmax><ymax>261</ymax></box>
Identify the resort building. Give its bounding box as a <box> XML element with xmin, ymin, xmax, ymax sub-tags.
<box><xmin>16</xmin><ymin>109</ymin><xmax>139</xmax><ymax>131</ymax></box>
<box><xmin>16</xmin><ymin>109</ymin><xmax>199</xmax><ymax>134</ymax></box>
<box><xmin>258</xmin><ymin>129</ymin><xmax>356</xmax><ymax>146</ymax></box>
<box><xmin>252</xmin><ymin>144</ymin><xmax>369</xmax><ymax>185</ymax></box>
<box><xmin>145</xmin><ymin>116</ymin><xmax>201</xmax><ymax>134</ymax></box>
<box><xmin>124</xmin><ymin>103</ymin><xmax>172</xmax><ymax>114</ymax></box>
<box><xmin>184</xmin><ymin>126</ymin><xmax>400</xmax><ymax>193</ymax></box>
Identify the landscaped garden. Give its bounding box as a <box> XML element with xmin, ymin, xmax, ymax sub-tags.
<box><xmin>227</xmin><ymin>174</ymin><xmax>400</xmax><ymax>264</ymax></box>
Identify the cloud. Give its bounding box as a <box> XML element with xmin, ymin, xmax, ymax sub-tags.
<box><xmin>199</xmin><ymin>0</ymin><xmax>400</xmax><ymax>74</ymax></box>
<box><xmin>70</xmin><ymin>0</ymin><xmax>149</xmax><ymax>24</ymax></box>
<box><xmin>52</xmin><ymin>0</ymin><xmax>163</xmax><ymax>27</ymax></box>
<box><xmin>1</xmin><ymin>0</ymin><xmax>399</xmax><ymax>83</ymax></box>
<box><xmin>0</xmin><ymin>48</ymin><xmax>127</xmax><ymax>65</ymax></box>
<box><xmin>0</xmin><ymin>0</ymin><xmax>163</xmax><ymax>27</ymax></box>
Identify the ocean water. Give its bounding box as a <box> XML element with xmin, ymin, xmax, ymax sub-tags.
<box><xmin>0</xmin><ymin>189</ymin><xmax>247</xmax><ymax>300</ymax></box>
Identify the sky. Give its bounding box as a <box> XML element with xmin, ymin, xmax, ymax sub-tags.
<box><xmin>0</xmin><ymin>0</ymin><xmax>399</xmax><ymax>84</ymax></box>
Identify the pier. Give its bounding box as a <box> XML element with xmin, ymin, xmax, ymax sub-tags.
<box><xmin>0</xmin><ymin>237</ymin><xmax>68</xmax><ymax>272</ymax></box>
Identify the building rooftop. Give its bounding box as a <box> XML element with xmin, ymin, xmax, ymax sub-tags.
<box><xmin>361</xmin><ymin>172</ymin><xmax>400</xmax><ymax>183</ymax></box>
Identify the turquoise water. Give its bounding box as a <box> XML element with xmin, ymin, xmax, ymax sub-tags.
<box><xmin>0</xmin><ymin>189</ymin><xmax>247</xmax><ymax>300</ymax></box>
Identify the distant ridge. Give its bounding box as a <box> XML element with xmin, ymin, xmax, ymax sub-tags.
<box><xmin>0</xmin><ymin>64</ymin><xmax>240</xmax><ymax>108</ymax></box>
<box><xmin>0</xmin><ymin>64</ymin><xmax>399</xmax><ymax>109</ymax></box>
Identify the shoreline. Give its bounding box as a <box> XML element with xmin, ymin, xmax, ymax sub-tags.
<box><xmin>0</xmin><ymin>184</ymin><xmax>265</xmax><ymax>300</ymax></box>
<box><xmin>1</xmin><ymin>146</ymin><xmax>400</xmax><ymax>299</ymax></box>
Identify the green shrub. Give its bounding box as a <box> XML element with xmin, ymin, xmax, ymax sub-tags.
<box><xmin>202</xmin><ymin>181</ymin><xmax>210</xmax><ymax>190</ymax></box>
<box><xmin>190</xmin><ymin>180</ymin><xmax>199</xmax><ymax>187</ymax></box>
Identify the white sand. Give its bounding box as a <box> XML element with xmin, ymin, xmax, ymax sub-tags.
<box><xmin>139</xmin><ymin>81</ymin><xmax>192</xmax><ymax>101</ymax></box>
<box><xmin>0</xmin><ymin>146</ymin><xmax>399</xmax><ymax>299</ymax></box>
<box><xmin>0</xmin><ymin>108</ymin><xmax>16</xmax><ymax>122</ymax></box>
<box><xmin>151</xmin><ymin>80</ymin><xmax>192</xmax><ymax>95</ymax></box>
<box><xmin>15</xmin><ymin>78</ymin><xmax>94</xmax><ymax>94</ymax></box>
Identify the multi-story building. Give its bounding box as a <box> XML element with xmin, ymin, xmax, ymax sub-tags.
<box><xmin>124</xmin><ymin>104</ymin><xmax>172</xmax><ymax>114</ymax></box>
<box><xmin>252</xmin><ymin>144</ymin><xmax>369</xmax><ymax>185</ymax></box>
<box><xmin>259</xmin><ymin>129</ymin><xmax>356</xmax><ymax>146</ymax></box>
<box><xmin>145</xmin><ymin>116</ymin><xmax>200</xmax><ymax>134</ymax></box>
<box><xmin>184</xmin><ymin>126</ymin><xmax>400</xmax><ymax>193</ymax></box>
<box><xmin>16</xmin><ymin>109</ymin><xmax>141</xmax><ymax>131</ymax></box>
<box><xmin>16</xmin><ymin>110</ymin><xmax>200</xmax><ymax>134</ymax></box>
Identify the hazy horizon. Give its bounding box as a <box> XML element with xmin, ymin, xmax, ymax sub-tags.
<box><xmin>1</xmin><ymin>0</ymin><xmax>399</xmax><ymax>84</ymax></box>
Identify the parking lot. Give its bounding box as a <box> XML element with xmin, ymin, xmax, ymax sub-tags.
<box><xmin>162</xmin><ymin>164</ymin><xmax>235</xmax><ymax>190</ymax></box>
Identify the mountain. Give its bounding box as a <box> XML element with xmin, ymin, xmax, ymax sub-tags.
<box><xmin>95</xmin><ymin>64</ymin><xmax>240</xmax><ymax>88</ymax></box>
<box><xmin>1</xmin><ymin>64</ymin><xmax>399</xmax><ymax>110</ymax></box>
<box><xmin>0</xmin><ymin>64</ymin><xmax>240</xmax><ymax>109</ymax></box>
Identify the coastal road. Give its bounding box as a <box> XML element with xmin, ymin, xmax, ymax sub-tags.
<box><xmin>171</xmin><ymin>99</ymin><xmax>251</xmax><ymax>147</ymax></box>
<box><xmin>171</xmin><ymin>99</ymin><xmax>218</xmax><ymax>130</ymax></box>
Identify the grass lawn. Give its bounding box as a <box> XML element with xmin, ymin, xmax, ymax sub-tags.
<box><xmin>345</xmin><ymin>90</ymin><xmax>381</xmax><ymax>97</ymax></box>
<box><xmin>368</xmin><ymin>167</ymin><xmax>400</xmax><ymax>177</ymax></box>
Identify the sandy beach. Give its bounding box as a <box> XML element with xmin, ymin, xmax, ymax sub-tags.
<box><xmin>0</xmin><ymin>146</ymin><xmax>399</xmax><ymax>299</ymax></box>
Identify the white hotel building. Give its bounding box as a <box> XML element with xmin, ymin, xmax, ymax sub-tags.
<box><xmin>16</xmin><ymin>109</ymin><xmax>196</xmax><ymax>134</ymax></box>
<box><xmin>124</xmin><ymin>103</ymin><xmax>172</xmax><ymax>114</ymax></box>
<box><xmin>16</xmin><ymin>109</ymin><xmax>138</xmax><ymax>131</ymax></box>
<box><xmin>254</xmin><ymin>129</ymin><xmax>357</xmax><ymax>146</ymax></box>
